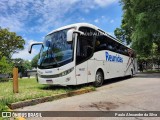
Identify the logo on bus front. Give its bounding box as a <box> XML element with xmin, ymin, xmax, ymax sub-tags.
<box><xmin>106</xmin><ymin>52</ymin><xmax>123</xmax><ymax>63</ymax></box>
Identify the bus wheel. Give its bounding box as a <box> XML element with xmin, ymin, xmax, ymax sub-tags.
<box><xmin>93</xmin><ymin>70</ymin><xmax>104</xmax><ymax>87</ymax></box>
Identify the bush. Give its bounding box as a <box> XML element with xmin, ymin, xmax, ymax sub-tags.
<box><xmin>0</xmin><ymin>56</ymin><xmax>13</xmax><ymax>74</ymax></box>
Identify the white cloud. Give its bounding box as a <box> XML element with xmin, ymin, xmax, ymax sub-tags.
<box><xmin>94</xmin><ymin>0</ymin><xmax>117</xmax><ymax>7</ymax></box>
<box><xmin>1</xmin><ymin>0</ymin><xmax>119</xmax><ymax>60</ymax></box>
<box><xmin>12</xmin><ymin>39</ymin><xmax>40</xmax><ymax>60</ymax></box>
<box><xmin>101</xmin><ymin>16</ymin><xmax>105</xmax><ymax>19</ymax></box>
<box><xmin>0</xmin><ymin>0</ymin><xmax>117</xmax><ymax>33</ymax></box>
<box><xmin>27</xmin><ymin>40</ymin><xmax>39</xmax><ymax>45</ymax></box>
<box><xmin>94</xmin><ymin>16</ymin><xmax>110</xmax><ymax>24</ymax></box>
<box><xmin>80</xmin><ymin>18</ymin><xmax>85</xmax><ymax>21</ymax></box>
<box><xmin>12</xmin><ymin>46</ymin><xmax>39</xmax><ymax>61</ymax></box>
<box><xmin>0</xmin><ymin>16</ymin><xmax>24</xmax><ymax>32</ymax></box>
<box><xmin>110</xmin><ymin>19</ymin><xmax>114</xmax><ymax>23</ymax></box>
<box><xmin>94</xmin><ymin>19</ymin><xmax>99</xmax><ymax>23</ymax></box>
<box><xmin>0</xmin><ymin>0</ymin><xmax>77</xmax><ymax>32</ymax></box>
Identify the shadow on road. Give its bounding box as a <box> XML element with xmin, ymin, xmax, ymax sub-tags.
<box><xmin>134</xmin><ymin>73</ymin><xmax>160</xmax><ymax>78</ymax></box>
<box><xmin>101</xmin><ymin>72</ymin><xmax>160</xmax><ymax>86</ymax></box>
<box><xmin>102</xmin><ymin>76</ymin><xmax>131</xmax><ymax>86</ymax></box>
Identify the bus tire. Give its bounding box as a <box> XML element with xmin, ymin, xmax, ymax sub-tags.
<box><xmin>93</xmin><ymin>70</ymin><xmax>104</xmax><ymax>87</ymax></box>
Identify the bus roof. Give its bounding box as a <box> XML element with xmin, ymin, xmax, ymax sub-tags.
<box><xmin>47</xmin><ymin>23</ymin><xmax>132</xmax><ymax>50</ymax></box>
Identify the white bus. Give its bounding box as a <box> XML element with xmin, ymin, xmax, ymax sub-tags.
<box><xmin>28</xmin><ymin>23</ymin><xmax>137</xmax><ymax>87</ymax></box>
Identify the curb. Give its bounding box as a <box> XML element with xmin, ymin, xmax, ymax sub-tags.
<box><xmin>8</xmin><ymin>87</ymin><xmax>95</xmax><ymax>110</ymax></box>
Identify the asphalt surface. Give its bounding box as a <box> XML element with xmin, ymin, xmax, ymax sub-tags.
<box><xmin>16</xmin><ymin>73</ymin><xmax>160</xmax><ymax>120</ymax></box>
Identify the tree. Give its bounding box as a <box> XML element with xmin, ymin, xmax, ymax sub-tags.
<box><xmin>114</xmin><ymin>28</ymin><xmax>126</xmax><ymax>43</ymax></box>
<box><xmin>11</xmin><ymin>58</ymin><xmax>32</xmax><ymax>77</ymax></box>
<box><xmin>31</xmin><ymin>54</ymin><xmax>39</xmax><ymax>68</ymax></box>
<box><xmin>0</xmin><ymin>56</ymin><xmax>13</xmax><ymax>74</ymax></box>
<box><xmin>23</xmin><ymin>60</ymin><xmax>32</xmax><ymax>70</ymax></box>
<box><xmin>0</xmin><ymin>27</ymin><xmax>25</xmax><ymax>59</ymax></box>
<box><xmin>12</xmin><ymin>58</ymin><xmax>32</xmax><ymax>74</ymax></box>
<box><xmin>19</xmin><ymin>60</ymin><xmax>32</xmax><ymax>77</ymax></box>
<box><xmin>114</xmin><ymin>0</ymin><xmax>160</xmax><ymax>56</ymax></box>
<box><xmin>152</xmin><ymin>43</ymin><xmax>160</xmax><ymax>70</ymax></box>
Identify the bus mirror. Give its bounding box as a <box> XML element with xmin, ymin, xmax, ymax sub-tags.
<box><xmin>67</xmin><ymin>29</ymin><xmax>84</xmax><ymax>42</ymax></box>
<box><xmin>28</xmin><ymin>42</ymin><xmax>43</xmax><ymax>54</ymax></box>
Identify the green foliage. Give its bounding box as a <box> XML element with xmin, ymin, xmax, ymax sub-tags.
<box><xmin>114</xmin><ymin>0</ymin><xmax>160</xmax><ymax>56</ymax></box>
<box><xmin>23</xmin><ymin>60</ymin><xmax>32</xmax><ymax>70</ymax></box>
<box><xmin>31</xmin><ymin>54</ymin><xmax>39</xmax><ymax>68</ymax></box>
<box><xmin>114</xmin><ymin>28</ymin><xmax>125</xmax><ymax>43</ymax></box>
<box><xmin>152</xmin><ymin>43</ymin><xmax>160</xmax><ymax>66</ymax></box>
<box><xmin>12</xmin><ymin>58</ymin><xmax>32</xmax><ymax>74</ymax></box>
<box><xmin>136</xmin><ymin>43</ymin><xmax>160</xmax><ymax>69</ymax></box>
<box><xmin>0</xmin><ymin>56</ymin><xmax>13</xmax><ymax>74</ymax></box>
<box><xmin>0</xmin><ymin>27</ymin><xmax>25</xmax><ymax>59</ymax></box>
<box><xmin>19</xmin><ymin>60</ymin><xmax>32</xmax><ymax>74</ymax></box>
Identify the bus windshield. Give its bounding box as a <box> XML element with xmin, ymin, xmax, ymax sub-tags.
<box><xmin>38</xmin><ymin>28</ymin><xmax>74</xmax><ymax>69</ymax></box>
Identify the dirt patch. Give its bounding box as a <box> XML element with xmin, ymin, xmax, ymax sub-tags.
<box><xmin>79</xmin><ymin>101</ymin><xmax>119</xmax><ymax>110</ymax></box>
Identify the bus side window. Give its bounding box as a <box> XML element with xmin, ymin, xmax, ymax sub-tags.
<box><xmin>116</xmin><ymin>45</ymin><xmax>121</xmax><ymax>53</ymax></box>
<box><xmin>76</xmin><ymin>27</ymin><xmax>95</xmax><ymax>65</ymax></box>
<box><xmin>95</xmin><ymin>35</ymin><xmax>108</xmax><ymax>52</ymax></box>
<box><xmin>107</xmin><ymin>41</ymin><xmax>114</xmax><ymax>51</ymax></box>
<box><xmin>124</xmin><ymin>48</ymin><xmax>128</xmax><ymax>56</ymax></box>
<box><xmin>95</xmin><ymin>39</ymin><xmax>100</xmax><ymax>51</ymax></box>
<box><xmin>107</xmin><ymin>44</ymin><xmax>113</xmax><ymax>50</ymax></box>
<box><xmin>105</xmin><ymin>36</ymin><xmax>114</xmax><ymax>52</ymax></box>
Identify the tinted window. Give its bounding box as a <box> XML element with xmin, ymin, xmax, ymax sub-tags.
<box><xmin>76</xmin><ymin>27</ymin><xmax>96</xmax><ymax>65</ymax></box>
<box><xmin>95</xmin><ymin>34</ymin><xmax>117</xmax><ymax>52</ymax></box>
<box><xmin>94</xmin><ymin>33</ymin><xmax>134</xmax><ymax>57</ymax></box>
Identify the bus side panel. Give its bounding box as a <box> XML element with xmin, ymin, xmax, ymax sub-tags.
<box><xmin>92</xmin><ymin>51</ymin><xmax>108</xmax><ymax>80</ymax></box>
<box><xmin>75</xmin><ymin>61</ymin><xmax>88</xmax><ymax>85</ymax></box>
<box><xmin>105</xmin><ymin>61</ymin><xmax>112</xmax><ymax>79</ymax></box>
<box><xmin>87</xmin><ymin>59</ymin><xmax>96</xmax><ymax>83</ymax></box>
<box><xmin>105</xmin><ymin>51</ymin><xmax>124</xmax><ymax>78</ymax></box>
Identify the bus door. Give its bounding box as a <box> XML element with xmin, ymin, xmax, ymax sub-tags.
<box><xmin>75</xmin><ymin>31</ymin><xmax>94</xmax><ymax>84</ymax></box>
<box><xmin>75</xmin><ymin>36</ymin><xmax>88</xmax><ymax>84</ymax></box>
<box><xmin>76</xmin><ymin>58</ymin><xmax>96</xmax><ymax>84</ymax></box>
<box><xmin>76</xmin><ymin>61</ymin><xmax>88</xmax><ymax>85</ymax></box>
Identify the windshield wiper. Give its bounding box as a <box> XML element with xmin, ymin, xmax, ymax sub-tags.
<box><xmin>53</xmin><ymin>56</ymin><xmax>60</xmax><ymax>67</ymax></box>
<box><xmin>51</xmin><ymin>43</ymin><xmax>60</xmax><ymax>67</ymax></box>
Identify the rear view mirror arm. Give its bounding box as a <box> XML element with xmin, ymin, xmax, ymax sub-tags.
<box><xmin>28</xmin><ymin>42</ymin><xmax>43</xmax><ymax>54</ymax></box>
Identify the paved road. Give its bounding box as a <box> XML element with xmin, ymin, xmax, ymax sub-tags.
<box><xmin>16</xmin><ymin>73</ymin><xmax>160</xmax><ymax>120</ymax></box>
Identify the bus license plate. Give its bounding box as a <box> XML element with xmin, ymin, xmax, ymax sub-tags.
<box><xmin>46</xmin><ymin>80</ymin><xmax>53</xmax><ymax>84</ymax></box>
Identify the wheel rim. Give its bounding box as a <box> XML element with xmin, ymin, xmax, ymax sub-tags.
<box><xmin>96</xmin><ymin>72</ymin><xmax>103</xmax><ymax>85</ymax></box>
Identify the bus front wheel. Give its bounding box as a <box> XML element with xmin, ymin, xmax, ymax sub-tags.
<box><xmin>93</xmin><ymin>70</ymin><xmax>104</xmax><ymax>87</ymax></box>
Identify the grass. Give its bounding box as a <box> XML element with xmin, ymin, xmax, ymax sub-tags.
<box><xmin>143</xmin><ymin>69</ymin><xmax>160</xmax><ymax>73</ymax></box>
<box><xmin>0</xmin><ymin>78</ymin><xmax>95</xmax><ymax>112</ymax></box>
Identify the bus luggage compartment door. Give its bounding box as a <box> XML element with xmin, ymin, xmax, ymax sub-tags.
<box><xmin>75</xmin><ymin>61</ymin><xmax>88</xmax><ymax>85</ymax></box>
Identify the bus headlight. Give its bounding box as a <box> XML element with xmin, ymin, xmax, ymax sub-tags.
<box><xmin>59</xmin><ymin>67</ymin><xmax>74</xmax><ymax>77</ymax></box>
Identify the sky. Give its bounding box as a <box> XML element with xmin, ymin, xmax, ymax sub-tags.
<box><xmin>0</xmin><ymin>0</ymin><xmax>123</xmax><ymax>61</ymax></box>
